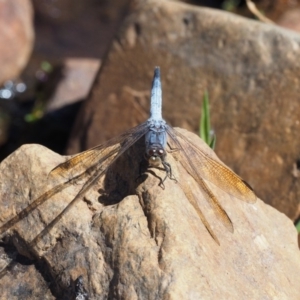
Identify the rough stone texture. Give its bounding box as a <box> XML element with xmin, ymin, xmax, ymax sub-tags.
<box><xmin>0</xmin><ymin>248</ymin><xmax>55</xmax><ymax>300</ymax></box>
<box><xmin>1</xmin><ymin>132</ymin><xmax>300</xmax><ymax>299</ymax></box>
<box><xmin>0</xmin><ymin>0</ymin><xmax>34</xmax><ymax>85</ymax></box>
<box><xmin>67</xmin><ymin>0</ymin><xmax>300</xmax><ymax>221</ymax></box>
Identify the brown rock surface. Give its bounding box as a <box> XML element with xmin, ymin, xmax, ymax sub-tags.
<box><xmin>46</xmin><ymin>58</ymin><xmax>101</xmax><ymax>112</ymax></box>
<box><xmin>0</xmin><ymin>0</ymin><xmax>34</xmax><ymax>85</ymax></box>
<box><xmin>277</xmin><ymin>7</ymin><xmax>300</xmax><ymax>32</ymax></box>
<box><xmin>33</xmin><ymin>0</ymin><xmax>131</xmax><ymax>59</ymax></box>
<box><xmin>67</xmin><ymin>0</ymin><xmax>300</xmax><ymax>221</ymax></box>
<box><xmin>0</xmin><ymin>249</ymin><xmax>55</xmax><ymax>300</ymax></box>
<box><xmin>0</xmin><ymin>131</ymin><xmax>300</xmax><ymax>299</ymax></box>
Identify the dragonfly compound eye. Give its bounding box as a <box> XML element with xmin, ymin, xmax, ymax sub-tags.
<box><xmin>148</xmin><ymin>149</ymin><xmax>156</xmax><ymax>156</ymax></box>
<box><xmin>158</xmin><ymin>149</ymin><xmax>164</xmax><ymax>156</ymax></box>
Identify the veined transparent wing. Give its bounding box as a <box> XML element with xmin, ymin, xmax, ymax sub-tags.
<box><xmin>167</xmin><ymin>127</ymin><xmax>256</xmax><ymax>203</ymax></box>
<box><xmin>50</xmin><ymin>123</ymin><xmax>149</xmax><ymax>178</ymax></box>
<box><xmin>0</xmin><ymin>122</ymin><xmax>149</xmax><ymax>237</ymax></box>
<box><xmin>166</xmin><ymin>126</ymin><xmax>256</xmax><ymax>237</ymax></box>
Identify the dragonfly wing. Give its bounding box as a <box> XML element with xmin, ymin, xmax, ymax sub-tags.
<box><xmin>30</xmin><ymin>121</ymin><xmax>150</xmax><ymax>245</ymax></box>
<box><xmin>167</xmin><ymin>127</ymin><xmax>256</xmax><ymax>204</ymax></box>
<box><xmin>166</xmin><ymin>126</ymin><xmax>236</xmax><ymax>233</ymax></box>
<box><xmin>0</xmin><ymin>122</ymin><xmax>149</xmax><ymax>236</ymax></box>
<box><xmin>178</xmin><ymin>179</ymin><xmax>220</xmax><ymax>245</ymax></box>
<box><xmin>50</xmin><ymin>123</ymin><xmax>149</xmax><ymax>179</ymax></box>
<box><xmin>0</xmin><ymin>176</ymin><xmax>77</xmax><ymax>235</ymax></box>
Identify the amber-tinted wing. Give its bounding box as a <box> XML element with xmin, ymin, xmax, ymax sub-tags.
<box><xmin>167</xmin><ymin>127</ymin><xmax>256</xmax><ymax>202</ymax></box>
<box><xmin>166</xmin><ymin>126</ymin><xmax>256</xmax><ymax>238</ymax></box>
<box><xmin>0</xmin><ymin>122</ymin><xmax>149</xmax><ymax>237</ymax></box>
<box><xmin>50</xmin><ymin>123</ymin><xmax>149</xmax><ymax>179</ymax></box>
<box><xmin>177</xmin><ymin>178</ymin><xmax>221</xmax><ymax>245</ymax></box>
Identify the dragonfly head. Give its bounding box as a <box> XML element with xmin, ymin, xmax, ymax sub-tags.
<box><xmin>146</xmin><ymin>144</ymin><xmax>166</xmax><ymax>167</ymax></box>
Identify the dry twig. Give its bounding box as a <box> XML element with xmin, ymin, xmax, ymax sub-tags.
<box><xmin>245</xmin><ymin>0</ymin><xmax>274</xmax><ymax>24</ymax></box>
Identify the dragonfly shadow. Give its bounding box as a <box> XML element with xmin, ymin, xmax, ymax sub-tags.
<box><xmin>98</xmin><ymin>137</ymin><xmax>148</xmax><ymax>206</ymax></box>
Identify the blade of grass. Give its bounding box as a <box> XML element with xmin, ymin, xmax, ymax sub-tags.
<box><xmin>296</xmin><ymin>219</ymin><xmax>300</xmax><ymax>233</ymax></box>
<box><xmin>209</xmin><ymin>134</ymin><xmax>216</xmax><ymax>149</ymax></box>
<box><xmin>200</xmin><ymin>90</ymin><xmax>216</xmax><ymax>149</ymax></box>
<box><xmin>200</xmin><ymin>90</ymin><xmax>210</xmax><ymax>143</ymax></box>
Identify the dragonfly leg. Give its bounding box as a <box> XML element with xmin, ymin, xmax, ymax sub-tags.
<box><xmin>136</xmin><ymin>161</ymin><xmax>165</xmax><ymax>188</ymax></box>
<box><xmin>161</xmin><ymin>161</ymin><xmax>177</xmax><ymax>184</ymax></box>
<box><xmin>167</xmin><ymin>142</ymin><xmax>181</xmax><ymax>154</ymax></box>
<box><xmin>136</xmin><ymin>160</ymin><xmax>177</xmax><ymax>188</ymax></box>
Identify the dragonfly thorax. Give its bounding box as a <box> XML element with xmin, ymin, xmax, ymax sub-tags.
<box><xmin>146</xmin><ymin>144</ymin><xmax>166</xmax><ymax>167</ymax></box>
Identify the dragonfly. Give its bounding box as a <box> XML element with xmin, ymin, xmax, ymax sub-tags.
<box><xmin>0</xmin><ymin>67</ymin><xmax>256</xmax><ymax>246</ymax></box>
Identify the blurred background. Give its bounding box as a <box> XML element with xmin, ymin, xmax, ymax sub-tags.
<box><xmin>1</xmin><ymin>0</ymin><xmax>300</xmax><ymax>241</ymax></box>
<box><xmin>1</xmin><ymin>0</ymin><xmax>300</xmax><ymax>160</ymax></box>
<box><xmin>0</xmin><ymin>0</ymin><xmax>129</xmax><ymax>158</ymax></box>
